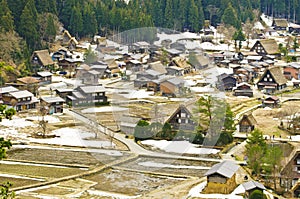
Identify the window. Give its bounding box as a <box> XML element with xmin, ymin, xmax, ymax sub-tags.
<box><xmin>27</xmin><ymin>97</ymin><xmax>30</xmax><ymax>101</ymax></box>
<box><xmin>181</xmin><ymin>113</ymin><xmax>186</xmax><ymax>117</ymax></box>
<box><xmin>178</xmin><ymin>119</ymin><xmax>181</xmax><ymax>123</ymax></box>
<box><xmin>269</xmin><ymin>78</ymin><xmax>273</xmax><ymax>82</ymax></box>
<box><xmin>264</xmin><ymin>77</ymin><xmax>267</xmax><ymax>81</ymax></box>
<box><xmin>267</xmin><ymin>74</ymin><xmax>270</xmax><ymax>78</ymax></box>
<box><xmin>185</xmin><ymin>119</ymin><xmax>189</xmax><ymax>124</ymax></box>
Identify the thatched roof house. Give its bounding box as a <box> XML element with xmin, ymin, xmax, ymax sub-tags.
<box><xmin>250</xmin><ymin>39</ymin><xmax>280</xmax><ymax>57</ymax></box>
<box><xmin>31</xmin><ymin>50</ymin><xmax>54</xmax><ymax>68</ymax></box>
<box><xmin>272</xmin><ymin>18</ymin><xmax>288</xmax><ymax>30</ymax></box>
<box><xmin>257</xmin><ymin>66</ymin><xmax>287</xmax><ymax>93</ymax></box>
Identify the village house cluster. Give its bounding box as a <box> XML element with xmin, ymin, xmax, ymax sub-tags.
<box><xmin>3</xmin><ymin>14</ymin><xmax>300</xmax><ymax>198</ymax></box>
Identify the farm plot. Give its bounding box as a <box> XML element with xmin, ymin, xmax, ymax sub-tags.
<box><xmin>82</xmin><ymin>168</ymin><xmax>186</xmax><ymax>197</ymax></box>
<box><xmin>117</xmin><ymin>156</ymin><xmax>218</xmax><ymax>178</ymax></box>
<box><xmin>7</xmin><ymin>147</ymin><xmax>131</xmax><ymax>167</ymax></box>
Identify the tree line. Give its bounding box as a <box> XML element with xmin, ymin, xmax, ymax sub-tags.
<box><xmin>2</xmin><ymin>0</ymin><xmax>300</xmax><ymax>76</ymax></box>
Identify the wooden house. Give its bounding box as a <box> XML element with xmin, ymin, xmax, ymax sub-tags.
<box><xmin>40</xmin><ymin>96</ymin><xmax>65</xmax><ymax>114</ymax></box>
<box><xmin>204</xmin><ymin>160</ymin><xmax>240</xmax><ymax>194</ymax></box>
<box><xmin>66</xmin><ymin>85</ymin><xmax>107</xmax><ymax>106</ymax></box>
<box><xmin>76</xmin><ymin>64</ymin><xmax>100</xmax><ymax>85</ymax></box>
<box><xmin>160</xmin><ymin>77</ymin><xmax>185</xmax><ymax>97</ymax></box>
<box><xmin>55</xmin><ymin>88</ymin><xmax>73</xmax><ymax>100</ymax></box>
<box><xmin>238</xmin><ymin>113</ymin><xmax>257</xmax><ymax>133</ymax></box>
<box><xmin>165</xmin><ymin>48</ymin><xmax>182</xmax><ymax>58</ymax></box>
<box><xmin>126</xmin><ymin>59</ymin><xmax>143</xmax><ymax>72</ymax></box>
<box><xmin>250</xmin><ymin>39</ymin><xmax>280</xmax><ymax>57</ymax></box>
<box><xmin>233</xmin><ymin>82</ymin><xmax>253</xmax><ymax>97</ymax></box>
<box><xmin>281</xmin><ymin>150</ymin><xmax>300</xmax><ymax>195</ymax></box>
<box><xmin>234</xmin><ymin>181</ymin><xmax>266</xmax><ymax>197</ymax></box>
<box><xmin>165</xmin><ymin>104</ymin><xmax>196</xmax><ymax>132</ymax></box>
<box><xmin>263</xmin><ymin>96</ymin><xmax>280</xmax><ymax>108</ymax></box>
<box><xmin>132</xmin><ymin>41</ymin><xmax>150</xmax><ymax>53</ymax></box>
<box><xmin>169</xmin><ymin>57</ymin><xmax>193</xmax><ymax>74</ymax></box>
<box><xmin>257</xmin><ymin>66</ymin><xmax>287</xmax><ymax>94</ymax></box>
<box><xmin>2</xmin><ymin>90</ymin><xmax>38</xmax><ymax>111</ymax></box>
<box><xmin>289</xmin><ymin>23</ymin><xmax>300</xmax><ymax>34</ymax></box>
<box><xmin>188</xmin><ymin>54</ymin><xmax>209</xmax><ymax>70</ymax></box>
<box><xmin>148</xmin><ymin>61</ymin><xmax>167</xmax><ymax>75</ymax></box>
<box><xmin>272</xmin><ymin>18</ymin><xmax>289</xmax><ymax>31</ymax></box>
<box><xmin>166</xmin><ymin>66</ymin><xmax>184</xmax><ymax>76</ymax></box>
<box><xmin>0</xmin><ymin>86</ymin><xmax>19</xmax><ymax>103</ymax></box>
<box><xmin>217</xmin><ymin>73</ymin><xmax>237</xmax><ymax>91</ymax></box>
<box><xmin>134</xmin><ymin>69</ymin><xmax>165</xmax><ymax>88</ymax></box>
<box><xmin>36</xmin><ymin>71</ymin><xmax>52</xmax><ymax>84</ymax></box>
<box><xmin>16</xmin><ymin>76</ymin><xmax>40</xmax><ymax>96</ymax></box>
<box><xmin>284</xmin><ymin>62</ymin><xmax>300</xmax><ymax>80</ymax></box>
<box><xmin>31</xmin><ymin>50</ymin><xmax>54</xmax><ymax>70</ymax></box>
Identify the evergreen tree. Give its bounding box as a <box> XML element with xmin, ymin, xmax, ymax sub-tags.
<box><xmin>19</xmin><ymin>2</ymin><xmax>39</xmax><ymax>50</ymax></box>
<box><xmin>45</xmin><ymin>14</ymin><xmax>56</xmax><ymax>42</ymax></box>
<box><xmin>60</xmin><ymin>0</ymin><xmax>76</xmax><ymax>28</ymax></box>
<box><xmin>221</xmin><ymin>2</ymin><xmax>241</xmax><ymax>29</ymax></box>
<box><xmin>246</xmin><ymin>129</ymin><xmax>267</xmax><ymax>176</ymax></box>
<box><xmin>196</xmin><ymin>0</ymin><xmax>205</xmax><ymax>29</ymax></box>
<box><xmin>187</xmin><ymin>0</ymin><xmax>199</xmax><ymax>32</ymax></box>
<box><xmin>68</xmin><ymin>6</ymin><xmax>83</xmax><ymax>38</ymax></box>
<box><xmin>6</xmin><ymin>0</ymin><xmax>26</xmax><ymax>28</ymax></box>
<box><xmin>82</xmin><ymin>3</ymin><xmax>98</xmax><ymax>37</ymax></box>
<box><xmin>0</xmin><ymin>0</ymin><xmax>14</xmax><ymax>32</ymax></box>
<box><xmin>35</xmin><ymin>0</ymin><xmax>50</xmax><ymax>13</ymax></box>
<box><xmin>164</xmin><ymin>0</ymin><xmax>173</xmax><ymax>29</ymax></box>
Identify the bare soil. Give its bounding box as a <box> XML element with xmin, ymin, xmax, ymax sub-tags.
<box><xmin>83</xmin><ymin>168</ymin><xmax>186</xmax><ymax>196</ymax></box>
<box><xmin>118</xmin><ymin>156</ymin><xmax>218</xmax><ymax>178</ymax></box>
<box><xmin>7</xmin><ymin>147</ymin><xmax>133</xmax><ymax>167</ymax></box>
<box><xmin>253</xmin><ymin>101</ymin><xmax>300</xmax><ymax>136</ymax></box>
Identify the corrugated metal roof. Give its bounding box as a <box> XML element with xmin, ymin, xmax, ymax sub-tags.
<box><xmin>79</xmin><ymin>85</ymin><xmax>105</xmax><ymax>93</ymax></box>
<box><xmin>205</xmin><ymin>160</ymin><xmax>239</xmax><ymax>178</ymax></box>
<box><xmin>41</xmin><ymin>96</ymin><xmax>65</xmax><ymax>103</ymax></box>
<box><xmin>9</xmin><ymin>90</ymin><xmax>33</xmax><ymax>99</ymax></box>
<box><xmin>0</xmin><ymin>86</ymin><xmax>19</xmax><ymax>94</ymax></box>
<box><xmin>242</xmin><ymin>181</ymin><xmax>266</xmax><ymax>191</ymax></box>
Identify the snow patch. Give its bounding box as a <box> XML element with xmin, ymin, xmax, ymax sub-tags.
<box><xmin>141</xmin><ymin>140</ymin><xmax>220</xmax><ymax>155</ymax></box>
<box><xmin>138</xmin><ymin>161</ymin><xmax>210</xmax><ymax>170</ymax></box>
<box><xmin>28</xmin><ymin>127</ymin><xmax>116</xmax><ymax>148</ymax></box>
<box><xmin>0</xmin><ymin>118</ymin><xmax>37</xmax><ymax>128</ymax></box>
<box><xmin>26</xmin><ymin>115</ymin><xmax>60</xmax><ymax>123</ymax></box>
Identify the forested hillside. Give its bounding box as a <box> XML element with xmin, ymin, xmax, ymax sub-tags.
<box><xmin>1</xmin><ymin>0</ymin><xmax>300</xmax><ymax>76</ymax></box>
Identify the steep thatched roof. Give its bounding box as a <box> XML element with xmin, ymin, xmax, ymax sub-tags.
<box><xmin>239</xmin><ymin>113</ymin><xmax>257</xmax><ymax>125</ymax></box>
<box><xmin>273</xmin><ymin>19</ymin><xmax>288</xmax><ymax>27</ymax></box>
<box><xmin>269</xmin><ymin>66</ymin><xmax>287</xmax><ymax>86</ymax></box>
<box><xmin>259</xmin><ymin>39</ymin><xmax>279</xmax><ymax>55</ymax></box>
<box><xmin>17</xmin><ymin>76</ymin><xmax>40</xmax><ymax>84</ymax></box>
<box><xmin>33</xmin><ymin>50</ymin><xmax>54</xmax><ymax>66</ymax></box>
<box><xmin>148</xmin><ymin>61</ymin><xmax>167</xmax><ymax>74</ymax></box>
<box><xmin>171</xmin><ymin>57</ymin><xmax>191</xmax><ymax>69</ymax></box>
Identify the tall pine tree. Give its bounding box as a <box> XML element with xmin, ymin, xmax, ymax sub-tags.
<box><xmin>19</xmin><ymin>1</ymin><xmax>39</xmax><ymax>50</ymax></box>
<box><xmin>68</xmin><ymin>6</ymin><xmax>83</xmax><ymax>38</ymax></box>
<box><xmin>0</xmin><ymin>0</ymin><xmax>14</xmax><ymax>32</ymax></box>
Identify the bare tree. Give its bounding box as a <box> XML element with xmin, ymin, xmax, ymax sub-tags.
<box><xmin>39</xmin><ymin>102</ymin><xmax>49</xmax><ymax>138</ymax></box>
<box><xmin>223</xmin><ymin>26</ymin><xmax>236</xmax><ymax>50</ymax></box>
<box><xmin>243</xmin><ymin>18</ymin><xmax>254</xmax><ymax>49</ymax></box>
